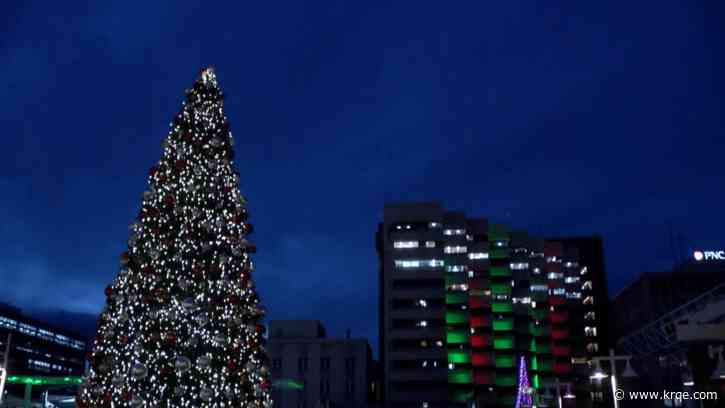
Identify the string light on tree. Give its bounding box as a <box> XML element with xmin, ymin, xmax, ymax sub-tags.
<box><xmin>77</xmin><ymin>68</ymin><xmax>272</xmax><ymax>408</ymax></box>
<box><xmin>515</xmin><ymin>356</ymin><xmax>534</xmax><ymax>408</ymax></box>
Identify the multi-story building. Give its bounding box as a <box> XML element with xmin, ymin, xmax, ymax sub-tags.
<box><xmin>612</xmin><ymin>256</ymin><xmax>725</xmax><ymax>340</ymax></box>
<box><xmin>0</xmin><ymin>302</ymin><xmax>87</xmax><ymax>377</ymax></box>
<box><xmin>377</xmin><ymin>203</ymin><xmax>606</xmax><ymax>408</ymax></box>
<box><xmin>267</xmin><ymin>320</ymin><xmax>374</xmax><ymax>408</ymax></box>
<box><xmin>547</xmin><ymin>236</ymin><xmax>610</xmax><ymax>378</ymax></box>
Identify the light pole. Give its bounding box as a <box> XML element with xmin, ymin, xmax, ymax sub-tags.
<box><xmin>590</xmin><ymin>349</ymin><xmax>638</xmax><ymax>408</ymax></box>
<box><xmin>0</xmin><ymin>333</ymin><xmax>11</xmax><ymax>404</ymax></box>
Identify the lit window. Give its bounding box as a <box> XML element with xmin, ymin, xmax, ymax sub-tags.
<box><xmin>495</xmin><ymin>241</ymin><xmax>505</xmax><ymax>247</ymax></box>
<box><xmin>582</xmin><ymin>281</ymin><xmax>593</xmax><ymax>290</ymax></box>
<box><xmin>468</xmin><ymin>252</ymin><xmax>489</xmax><ymax>260</ymax></box>
<box><xmin>448</xmin><ymin>283</ymin><xmax>469</xmax><ymax>292</ymax></box>
<box><xmin>585</xmin><ymin>312</ymin><xmax>596</xmax><ymax>321</ymax></box>
<box><xmin>510</xmin><ymin>262</ymin><xmax>529</xmax><ymax>270</ymax></box>
<box><xmin>394</xmin><ymin>241</ymin><xmax>419</xmax><ymax>249</ymax></box>
<box><xmin>552</xmin><ymin>288</ymin><xmax>565</xmax><ymax>296</ymax></box>
<box><xmin>394</xmin><ymin>259</ymin><xmax>444</xmax><ymax>269</ymax></box>
<box><xmin>564</xmin><ymin>276</ymin><xmax>580</xmax><ymax>284</ymax></box>
<box><xmin>530</xmin><ymin>284</ymin><xmax>548</xmax><ymax>292</ymax></box>
<box><xmin>428</xmin><ymin>222</ymin><xmax>441</xmax><ymax>229</ymax></box>
<box><xmin>443</xmin><ymin>229</ymin><xmax>465</xmax><ymax>236</ymax></box>
<box><xmin>532</xmin><ymin>267</ymin><xmax>541</xmax><ymax>274</ymax></box>
<box><xmin>585</xmin><ymin>327</ymin><xmax>597</xmax><ymax>337</ymax></box>
<box><xmin>587</xmin><ymin>343</ymin><xmax>599</xmax><ymax>353</ymax></box>
<box><xmin>530</xmin><ymin>252</ymin><xmax>545</xmax><ymax>258</ymax></box>
<box><xmin>513</xmin><ymin>297</ymin><xmax>531</xmax><ymax>304</ymax></box>
<box><xmin>446</xmin><ymin>265</ymin><xmax>466</xmax><ymax>273</ymax></box>
<box><xmin>425</xmin><ymin>241</ymin><xmax>436</xmax><ymax>248</ymax></box>
<box><xmin>468</xmin><ymin>271</ymin><xmax>474</xmax><ymax>278</ymax></box>
<box><xmin>435</xmin><ymin>340</ymin><xmax>443</xmax><ymax>347</ymax></box>
<box><xmin>417</xmin><ymin>299</ymin><xmax>428</xmax><ymax>308</ymax></box>
<box><xmin>564</xmin><ymin>261</ymin><xmax>578</xmax><ymax>268</ymax></box>
<box><xmin>416</xmin><ymin>320</ymin><xmax>428</xmax><ymax>328</ymax></box>
<box><xmin>547</xmin><ymin>272</ymin><xmax>564</xmax><ymax>280</ymax></box>
<box><xmin>583</xmin><ymin>296</ymin><xmax>594</xmax><ymax>305</ymax></box>
<box><xmin>444</xmin><ymin>246</ymin><xmax>467</xmax><ymax>254</ymax></box>
<box><xmin>580</xmin><ymin>267</ymin><xmax>588</xmax><ymax>275</ymax></box>
<box><xmin>395</xmin><ymin>260</ymin><xmax>420</xmax><ymax>268</ymax></box>
<box><xmin>546</xmin><ymin>256</ymin><xmax>559</xmax><ymax>263</ymax></box>
<box><xmin>466</xmin><ymin>234</ymin><xmax>474</xmax><ymax>242</ymax></box>
<box><xmin>566</xmin><ymin>292</ymin><xmax>581</xmax><ymax>299</ymax></box>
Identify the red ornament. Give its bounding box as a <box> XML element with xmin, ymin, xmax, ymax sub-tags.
<box><xmin>141</xmin><ymin>265</ymin><xmax>153</xmax><ymax>275</ymax></box>
<box><xmin>261</xmin><ymin>380</ymin><xmax>269</xmax><ymax>390</ymax></box>
<box><xmin>164</xmin><ymin>194</ymin><xmax>175</xmax><ymax>206</ymax></box>
<box><xmin>159</xmin><ymin>175</ymin><xmax>167</xmax><ymax>184</ymax></box>
<box><xmin>166</xmin><ymin>332</ymin><xmax>177</xmax><ymax>345</ymax></box>
<box><xmin>120</xmin><ymin>252</ymin><xmax>130</xmax><ymax>266</ymax></box>
<box><xmin>104</xmin><ymin>285</ymin><xmax>113</xmax><ymax>297</ymax></box>
<box><xmin>123</xmin><ymin>392</ymin><xmax>132</xmax><ymax>402</ymax></box>
<box><xmin>223</xmin><ymin>186</ymin><xmax>232</xmax><ymax>194</ymax></box>
<box><xmin>154</xmin><ymin>288</ymin><xmax>167</xmax><ymax>302</ymax></box>
<box><xmin>104</xmin><ymin>392</ymin><xmax>112</xmax><ymax>402</ymax></box>
<box><xmin>227</xmin><ymin>360</ymin><xmax>237</xmax><ymax>371</ymax></box>
<box><xmin>175</xmin><ymin>159</ymin><xmax>186</xmax><ymax>171</ymax></box>
<box><xmin>227</xmin><ymin>295</ymin><xmax>239</xmax><ymax>305</ymax></box>
<box><xmin>243</xmin><ymin>223</ymin><xmax>254</xmax><ymax>235</ymax></box>
<box><xmin>120</xmin><ymin>335</ymin><xmax>129</xmax><ymax>345</ymax></box>
<box><xmin>149</xmin><ymin>166</ymin><xmax>158</xmax><ymax>177</ymax></box>
<box><xmin>184</xmin><ymin>132</ymin><xmax>194</xmax><ymax>142</ymax></box>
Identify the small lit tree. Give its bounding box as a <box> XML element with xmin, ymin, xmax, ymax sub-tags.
<box><xmin>514</xmin><ymin>356</ymin><xmax>533</xmax><ymax>408</ymax></box>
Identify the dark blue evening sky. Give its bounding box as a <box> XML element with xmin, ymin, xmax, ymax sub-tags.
<box><xmin>2</xmin><ymin>1</ymin><xmax>724</xmax><ymax>352</ymax></box>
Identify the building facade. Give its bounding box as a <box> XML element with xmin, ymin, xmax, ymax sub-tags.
<box><xmin>612</xmin><ymin>259</ymin><xmax>725</xmax><ymax>341</ymax></box>
<box><xmin>377</xmin><ymin>203</ymin><xmax>606</xmax><ymax>408</ymax></box>
<box><xmin>267</xmin><ymin>320</ymin><xmax>374</xmax><ymax>408</ymax></box>
<box><xmin>0</xmin><ymin>302</ymin><xmax>87</xmax><ymax>377</ymax></box>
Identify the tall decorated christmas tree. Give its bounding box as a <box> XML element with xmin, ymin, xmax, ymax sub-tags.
<box><xmin>78</xmin><ymin>68</ymin><xmax>272</xmax><ymax>408</ymax></box>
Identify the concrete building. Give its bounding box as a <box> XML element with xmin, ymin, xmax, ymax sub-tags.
<box><xmin>0</xmin><ymin>302</ymin><xmax>86</xmax><ymax>377</ymax></box>
<box><xmin>376</xmin><ymin>203</ymin><xmax>606</xmax><ymax>408</ymax></box>
<box><xmin>267</xmin><ymin>320</ymin><xmax>374</xmax><ymax>408</ymax></box>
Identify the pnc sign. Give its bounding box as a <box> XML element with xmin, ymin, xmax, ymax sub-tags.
<box><xmin>693</xmin><ymin>250</ymin><xmax>725</xmax><ymax>261</ymax></box>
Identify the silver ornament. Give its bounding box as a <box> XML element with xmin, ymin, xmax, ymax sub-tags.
<box><xmin>200</xmin><ymin>387</ymin><xmax>214</xmax><ymax>402</ymax></box>
<box><xmin>131</xmin><ymin>363</ymin><xmax>148</xmax><ymax>380</ymax></box>
<box><xmin>210</xmin><ymin>137</ymin><xmax>222</xmax><ymax>147</ymax></box>
<box><xmin>197</xmin><ymin>355</ymin><xmax>211</xmax><ymax>369</ymax></box>
<box><xmin>174</xmin><ymin>386</ymin><xmax>185</xmax><ymax>397</ymax></box>
<box><xmin>189</xmin><ymin>336</ymin><xmax>200</xmax><ymax>347</ymax></box>
<box><xmin>196</xmin><ymin>313</ymin><xmax>209</xmax><ymax>326</ymax></box>
<box><xmin>111</xmin><ymin>375</ymin><xmax>125</xmax><ymax>387</ymax></box>
<box><xmin>175</xmin><ymin>356</ymin><xmax>192</xmax><ymax>373</ymax></box>
<box><xmin>182</xmin><ymin>297</ymin><xmax>196</xmax><ymax>311</ymax></box>
<box><xmin>130</xmin><ymin>396</ymin><xmax>144</xmax><ymax>408</ymax></box>
<box><xmin>194</xmin><ymin>165</ymin><xmax>205</xmax><ymax>176</ymax></box>
<box><xmin>213</xmin><ymin>333</ymin><xmax>226</xmax><ymax>346</ymax></box>
<box><xmin>149</xmin><ymin>249</ymin><xmax>160</xmax><ymax>260</ymax></box>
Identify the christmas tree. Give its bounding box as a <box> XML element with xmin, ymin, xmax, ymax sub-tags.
<box><xmin>78</xmin><ymin>68</ymin><xmax>272</xmax><ymax>408</ymax></box>
<box><xmin>514</xmin><ymin>355</ymin><xmax>533</xmax><ymax>408</ymax></box>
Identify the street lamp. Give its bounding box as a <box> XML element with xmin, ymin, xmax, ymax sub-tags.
<box><xmin>708</xmin><ymin>345</ymin><xmax>725</xmax><ymax>380</ymax></box>
<box><xmin>589</xmin><ymin>360</ymin><xmax>608</xmax><ymax>380</ymax></box>
<box><xmin>590</xmin><ymin>349</ymin><xmax>637</xmax><ymax>408</ymax></box>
